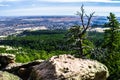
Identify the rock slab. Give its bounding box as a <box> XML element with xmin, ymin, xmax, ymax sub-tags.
<box><xmin>29</xmin><ymin>54</ymin><xmax>109</xmax><ymax>80</ymax></box>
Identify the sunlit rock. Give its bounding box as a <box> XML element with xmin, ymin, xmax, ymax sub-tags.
<box><xmin>29</xmin><ymin>54</ymin><xmax>109</xmax><ymax>80</ymax></box>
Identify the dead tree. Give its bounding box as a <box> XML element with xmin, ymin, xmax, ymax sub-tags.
<box><xmin>66</xmin><ymin>5</ymin><xmax>95</xmax><ymax>57</ymax></box>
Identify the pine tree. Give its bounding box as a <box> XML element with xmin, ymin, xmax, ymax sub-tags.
<box><xmin>102</xmin><ymin>13</ymin><xmax>120</xmax><ymax>80</ymax></box>
<box><xmin>103</xmin><ymin>13</ymin><xmax>120</xmax><ymax>52</ymax></box>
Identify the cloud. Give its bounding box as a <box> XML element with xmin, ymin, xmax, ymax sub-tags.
<box><xmin>2</xmin><ymin>7</ymin><xmax>76</xmax><ymax>16</ymax></box>
<box><xmin>0</xmin><ymin>0</ymin><xmax>120</xmax><ymax>16</ymax></box>
<box><xmin>39</xmin><ymin>0</ymin><xmax>120</xmax><ymax>3</ymax></box>
<box><xmin>84</xmin><ymin>6</ymin><xmax>120</xmax><ymax>14</ymax></box>
<box><xmin>0</xmin><ymin>0</ymin><xmax>25</xmax><ymax>2</ymax></box>
<box><xmin>0</xmin><ymin>4</ymin><xmax>9</xmax><ymax>7</ymax></box>
<box><xmin>1</xmin><ymin>6</ymin><xmax>120</xmax><ymax>16</ymax></box>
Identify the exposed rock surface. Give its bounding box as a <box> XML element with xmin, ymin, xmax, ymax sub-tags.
<box><xmin>29</xmin><ymin>54</ymin><xmax>109</xmax><ymax>80</ymax></box>
<box><xmin>0</xmin><ymin>53</ymin><xmax>43</xmax><ymax>80</ymax></box>
<box><xmin>0</xmin><ymin>71</ymin><xmax>21</xmax><ymax>80</ymax></box>
<box><xmin>0</xmin><ymin>53</ymin><xmax>15</xmax><ymax>69</ymax></box>
<box><xmin>0</xmin><ymin>54</ymin><xmax>109</xmax><ymax>80</ymax></box>
<box><xmin>4</xmin><ymin>60</ymin><xmax>44</xmax><ymax>80</ymax></box>
<box><xmin>0</xmin><ymin>53</ymin><xmax>22</xmax><ymax>74</ymax></box>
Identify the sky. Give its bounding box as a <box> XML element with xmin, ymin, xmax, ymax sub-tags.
<box><xmin>0</xmin><ymin>0</ymin><xmax>120</xmax><ymax>16</ymax></box>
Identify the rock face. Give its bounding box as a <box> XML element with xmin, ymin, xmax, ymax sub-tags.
<box><xmin>29</xmin><ymin>54</ymin><xmax>109</xmax><ymax>80</ymax></box>
<box><xmin>0</xmin><ymin>53</ymin><xmax>43</xmax><ymax>80</ymax></box>
<box><xmin>0</xmin><ymin>54</ymin><xmax>109</xmax><ymax>80</ymax></box>
<box><xmin>0</xmin><ymin>54</ymin><xmax>15</xmax><ymax>69</ymax></box>
<box><xmin>0</xmin><ymin>71</ymin><xmax>21</xmax><ymax>80</ymax></box>
<box><xmin>4</xmin><ymin>60</ymin><xmax>44</xmax><ymax>80</ymax></box>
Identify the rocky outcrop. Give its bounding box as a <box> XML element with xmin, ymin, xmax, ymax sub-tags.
<box><xmin>29</xmin><ymin>54</ymin><xmax>109</xmax><ymax>80</ymax></box>
<box><xmin>0</xmin><ymin>54</ymin><xmax>15</xmax><ymax>69</ymax></box>
<box><xmin>0</xmin><ymin>71</ymin><xmax>21</xmax><ymax>80</ymax></box>
<box><xmin>0</xmin><ymin>53</ymin><xmax>44</xmax><ymax>80</ymax></box>
<box><xmin>0</xmin><ymin>54</ymin><xmax>109</xmax><ymax>80</ymax></box>
<box><xmin>4</xmin><ymin>60</ymin><xmax>44</xmax><ymax>80</ymax></box>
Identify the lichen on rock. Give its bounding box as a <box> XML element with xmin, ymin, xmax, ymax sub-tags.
<box><xmin>29</xmin><ymin>54</ymin><xmax>109</xmax><ymax>80</ymax></box>
<box><xmin>0</xmin><ymin>71</ymin><xmax>21</xmax><ymax>80</ymax></box>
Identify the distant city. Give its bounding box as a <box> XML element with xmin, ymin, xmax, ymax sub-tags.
<box><xmin>0</xmin><ymin>16</ymin><xmax>120</xmax><ymax>37</ymax></box>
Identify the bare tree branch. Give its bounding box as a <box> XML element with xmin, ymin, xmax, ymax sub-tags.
<box><xmin>77</xmin><ymin>5</ymin><xmax>85</xmax><ymax>29</ymax></box>
<box><xmin>81</xmin><ymin>12</ymin><xmax>95</xmax><ymax>35</ymax></box>
<box><xmin>66</xmin><ymin>5</ymin><xmax>95</xmax><ymax>58</ymax></box>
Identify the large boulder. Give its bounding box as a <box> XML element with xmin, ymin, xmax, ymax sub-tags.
<box><xmin>29</xmin><ymin>54</ymin><xmax>109</xmax><ymax>80</ymax></box>
<box><xmin>0</xmin><ymin>71</ymin><xmax>21</xmax><ymax>80</ymax></box>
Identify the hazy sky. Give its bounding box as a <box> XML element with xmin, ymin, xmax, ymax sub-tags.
<box><xmin>0</xmin><ymin>0</ymin><xmax>120</xmax><ymax>16</ymax></box>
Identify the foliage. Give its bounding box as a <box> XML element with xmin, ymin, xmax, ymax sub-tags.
<box><xmin>88</xmin><ymin>31</ymin><xmax>104</xmax><ymax>47</ymax></box>
<box><xmin>90</xmin><ymin>13</ymin><xmax>120</xmax><ymax>80</ymax></box>
<box><xmin>66</xmin><ymin>5</ymin><xmax>94</xmax><ymax>57</ymax></box>
<box><xmin>0</xmin><ymin>30</ymin><xmax>72</xmax><ymax>62</ymax></box>
<box><xmin>103</xmin><ymin>13</ymin><xmax>120</xmax><ymax>52</ymax></box>
<box><xmin>0</xmin><ymin>30</ymin><xmax>66</xmax><ymax>52</ymax></box>
<box><xmin>102</xmin><ymin>13</ymin><xmax>120</xmax><ymax>80</ymax></box>
<box><xmin>0</xmin><ymin>12</ymin><xmax>120</xmax><ymax>80</ymax></box>
<box><xmin>91</xmin><ymin>49</ymin><xmax>120</xmax><ymax>80</ymax></box>
<box><xmin>0</xmin><ymin>47</ymin><xmax>6</xmax><ymax>53</ymax></box>
<box><xmin>105</xmin><ymin>51</ymin><xmax>120</xmax><ymax>80</ymax></box>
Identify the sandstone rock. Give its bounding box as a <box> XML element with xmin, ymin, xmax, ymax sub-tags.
<box><xmin>4</xmin><ymin>63</ymin><xmax>22</xmax><ymax>70</ymax></box>
<box><xmin>0</xmin><ymin>53</ymin><xmax>15</xmax><ymax>61</ymax></box>
<box><xmin>4</xmin><ymin>60</ymin><xmax>44</xmax><ymax>80</ymax></box>
<box><xmin>15</xmin><ymin>60</ymin><xmax>44</xmax><ymax>80</ymax></box>
<box><xmin>0</xmin><ymin>71</ymin><xmax>21</xmax><ymax>80</ymax></box>
<box><xmin>0</xmin><ymin>53</ymin><xmax>44</xmax><ymax>80</ymax></box>
<box><xmin>29</xmin><ymin>54</ymin><xmax>109</xmax><ymax>80</ymax></box>
<box><xmin>0</xmin><ymin>53</ymin><xmax>15</xmax><ymax>66</ymax></box>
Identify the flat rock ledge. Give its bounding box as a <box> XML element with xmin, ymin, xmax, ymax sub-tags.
<box><xmin>29</xmin><ymin>54</ymin><xmax>109</xmax><ymax>80</ymax></box>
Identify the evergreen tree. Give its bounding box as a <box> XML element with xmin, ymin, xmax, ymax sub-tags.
<box><xmin>103</xmin><ymin>12</ymin><xmax>120</xmax><ymax>52</ymax></box>
<box><xmin>90</xmin><ymin>13</ymin><xmax>120</xmax><ymax>80</ymax></box>
<box><xmin>66</xmin><ymin>5</ymin><xmax>94</xmax><ymax>58</ymax></box>
<box><xmin>102</xmin><ymin>13</ymin><xmax>120</xmax><ymax>80</ymax></box>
